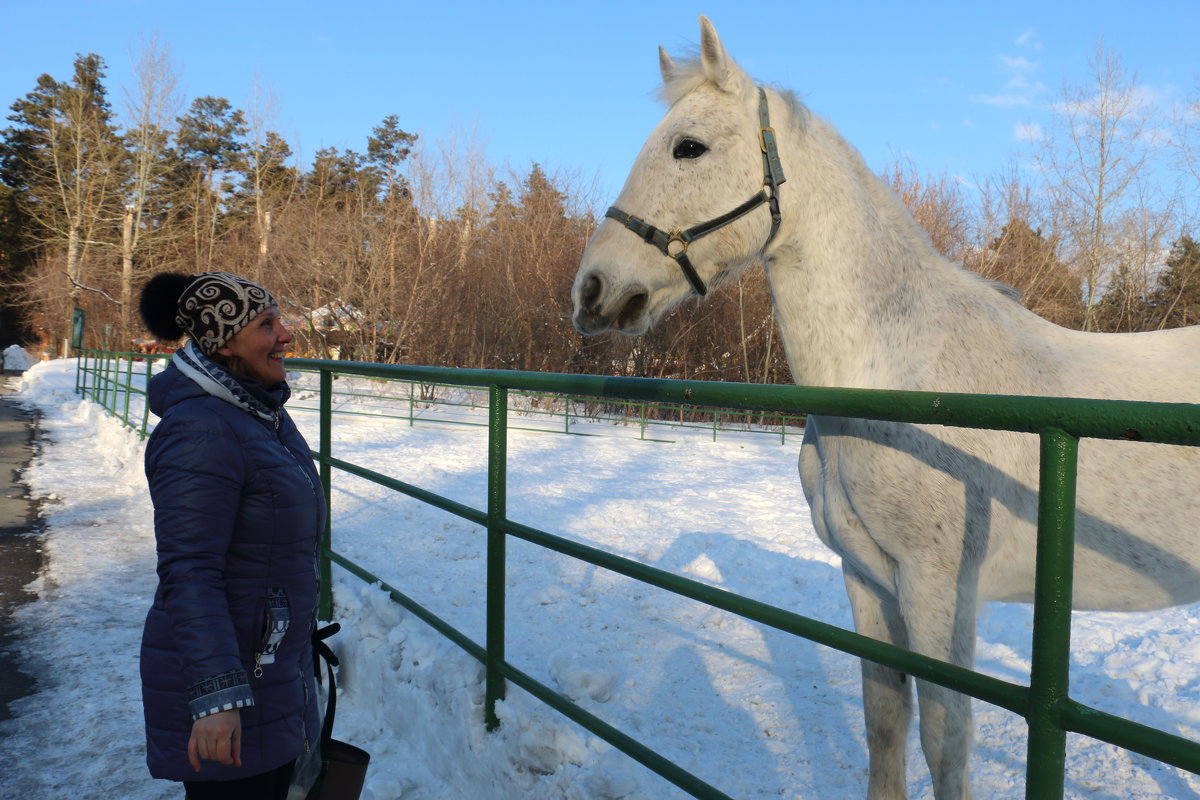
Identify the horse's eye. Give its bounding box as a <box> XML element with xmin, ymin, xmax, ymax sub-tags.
<box><xmin>673</xmin><ymin>139</ymin><xmax>708</xmax><ymax>159</ymax></box>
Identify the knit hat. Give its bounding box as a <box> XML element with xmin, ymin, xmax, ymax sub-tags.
<box><xmin>139</xmin><ymin>271</ymin><xmax>279</xmax><ymax>355</ymax></box>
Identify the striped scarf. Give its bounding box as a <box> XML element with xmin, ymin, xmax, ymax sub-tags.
<box><xmin>172</xmin><ymin>340</ymin><xmax>290</xmax><ymax>423</ymax></box>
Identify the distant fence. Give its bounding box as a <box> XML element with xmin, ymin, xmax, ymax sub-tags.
<box><xmin>73</xmin><ymin>348</ymin><xmax>1200</xmax><ymax>799</ymax></box>
<box><xmin>73</xmin><ymin>349</ymin><xmax>806</xmax><ymax>444</ymax></box>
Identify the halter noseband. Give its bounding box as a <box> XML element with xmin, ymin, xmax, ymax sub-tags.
<box><xmin>605</xmin><ymin>87</ymin><xmax>786</xmax><ymax>297</ymax></box>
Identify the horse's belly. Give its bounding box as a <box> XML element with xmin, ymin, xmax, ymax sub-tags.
<box><xmin>1070</xmin><ymin>440</ymin><xmax>1200</xmax><ymax>610</ymax></box>
<box><xmin>977</xmin><ymin>454</ymin><xmax>1200</xmax><ymax>612</ymax></box>
<box><xmin>979</xmin><ymin>551</ymin><xmax>1196</xmax><ymax>610</ymax></box>
<box><xmin>982</xmin><ymin>549</ymin><xmax>1200</xmax><ymax>611</ymax></box>
<box><xmin>809</xmin><ymin>420</ymin><xmax>1200</xmax><ymax>614</ymax></box>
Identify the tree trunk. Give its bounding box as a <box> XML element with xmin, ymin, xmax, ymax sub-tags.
<box><xmin>62</xmin><ymin>224</ymin><xmax>82</xmax><ymax>357</ymax></box>
<box><xmin>121</xmin><ymin>205</ymin><xmax>134</xmax><ymax>345</ymax></box>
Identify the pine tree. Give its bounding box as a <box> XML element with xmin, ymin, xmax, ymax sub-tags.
<box><xmin>365</xmin><ymin>115</ymin><xmax>417</xmax><ymax>201</ymax></box>
<box><xmin>304</xmin><ymin>147</ymin><xmax>378</xmax><ymax>211</ymax></box>
<box><xmin>227</xmin><ymin>130</ymin><xmax>297</xmax><ymax>261</ymax></box>
<box><xmin>0</xmin><ymin>181</ymin><xmax>32</xmax><ymax>342</ymax></box>
<box><xmin>0</xmin><ymin>53</ymin><xmax>128</xmax><ymax>353</ymax></box>
<box><xmin>1150</xmin><ymin>235</ymin><xmax>1200</xmax><ymax>328</ymax></box>
<box><xmin>969</xmin><ymin>218</ymin><xmax>1084</xmax><ymax>328</ymax></box>
<box><xmin>1094</xmin><ymin>265</ymin><xmax>1155</xmax><ymax>331</ymax></box>
<box><xmin>171</xmin><ymin>95</ymin><xmax>247</xmax><ymax>266</ymax></box>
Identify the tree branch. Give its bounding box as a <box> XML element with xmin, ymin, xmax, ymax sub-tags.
<box><xmin>63</xmin><ymin>272</ymin><xmax>122</xmax><ymax>304</ymax></box>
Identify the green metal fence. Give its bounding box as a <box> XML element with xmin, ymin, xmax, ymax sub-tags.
<box><xmin>73</xmin><ymin>350</ymin><xmax>1200</xmax><ymax>799</ymax></box>
<box><xmin>72</xmin><ymin>348</ymin><xmax>806</xmax><ymax>444</ymax></box>
<box><xmin>73</xmin><ymin>349</ymin><xmax>165</xmax><ymax>437</ymax></box>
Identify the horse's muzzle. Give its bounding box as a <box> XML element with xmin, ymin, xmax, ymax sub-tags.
<box><xmin>572</xmin><ymin>273</ymin><xmax>648</xmax><ymax>335</ymax></box>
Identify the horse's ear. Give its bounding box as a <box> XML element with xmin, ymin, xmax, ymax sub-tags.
<box><xmin>659</xmin><ymin>46</ymin><xmax>676</xmax><ymax>85</ymax></box>
<box><xmin>698</xmin><ymin>16</ymin><xmax>745</xmax><ymax>94</ymax></box>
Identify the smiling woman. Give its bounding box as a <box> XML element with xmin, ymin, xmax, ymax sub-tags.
<box><xmin>134</xmin><ymin>271</ymin><xmax>325</xmax><ymax>799</ymax></box>
<box><xmin>217</xmin><ymin>308</ymin><xmax>293</xmax><ymax>387</ymax></box>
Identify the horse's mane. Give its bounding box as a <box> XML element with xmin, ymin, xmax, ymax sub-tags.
<box><xmin>658</xmin><ymin>58</ymin><xmax>1020</xmax><ymax>307</ymax></box>
<box><xmin>657</xmin><ymin>54</ymin><xmax>810</xmax><ymax>136</ymax></box>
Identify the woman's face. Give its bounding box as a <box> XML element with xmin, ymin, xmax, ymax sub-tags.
<box><xmin>217</xmin><ymin>307</ymin><xmax>292</xmax><ymax>386</ymax></box>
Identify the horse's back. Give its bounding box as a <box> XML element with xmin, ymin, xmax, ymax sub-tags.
<box><xmin>1028</xmin><ymin>319</ymin><xmax>1200</xmax><ymax>404</ymax></box>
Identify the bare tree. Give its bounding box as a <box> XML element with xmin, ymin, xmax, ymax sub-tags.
<box><xmin>1169</xmin><ymin>82</ymin><xmax>1200</xmax><ymax>232</ymax></box>
<box><xmin>965</xmin><ymin>165</ymin><xmax>1084</xmax><ymax>327</ymax></box>
<box><xmin>882</xmin><ymin>157</ymin><xmax>972</xmax><ymax>261</ymax></box>
<box><xmin>1032</xmin><ymin>40</ymin><xmax>1163</xmax><ymax>330</ymax></box>
<box><xmin>121</xmin><ymin>35</ymin><xmax>183</xmax><ymax>342</ymax></box>
<box><xmin>240</xmin><ymin>78</ymin><xmax>300</xmax><ymax>274</ymax></box>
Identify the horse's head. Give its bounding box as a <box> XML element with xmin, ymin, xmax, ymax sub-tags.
<box><xmin>572</xmin><ymin>16</ymin><xmax>787</xmax><ymax>336</ymax></box>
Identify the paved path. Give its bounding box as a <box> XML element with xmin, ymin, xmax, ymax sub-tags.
<box><xmin>0</xmin><ymin>373</ymin><xmax>40</xmax><ymax>721</ymax></box>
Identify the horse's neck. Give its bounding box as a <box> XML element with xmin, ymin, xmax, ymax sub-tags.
<box><xmin>764</xmin><ymin>117</ymin><xmax>1030</xmax><ymax>392</ymax></box>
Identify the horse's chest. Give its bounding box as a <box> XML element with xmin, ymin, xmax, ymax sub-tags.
<box><xmin>800</xmin><ymin>418</ymin><xmax>1028</xmax><ymax>587</ymax></box>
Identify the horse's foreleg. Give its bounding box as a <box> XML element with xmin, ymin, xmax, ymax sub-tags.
<box><xmin>898</xmin><ymin>571</ymin><xmax>977</xmax><ymax>800</ymax></box>
<box><xmin>844</xmin><ymin>566</ymin><xmax>913</xmax><ymax>800</ymax></box>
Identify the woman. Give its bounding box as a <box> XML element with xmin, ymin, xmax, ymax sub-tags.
<box><xmin>137</xmin><ymin>271</ymin><xmax>325</xmax><ymax>799</ymax></box>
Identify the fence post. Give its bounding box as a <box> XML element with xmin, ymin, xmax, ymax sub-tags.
<box><xmin>93</xmin><ymin>352</ymin><xmax>104</xmax><ymax>408</ymax></box>
<box><xmin>123</xmin><ymin>355</ymin><xmax>134</xmax><ymax>426</ymax></box>
<box><xmin>96</xmin><ymin>352</ymin><xmax>107</xmax><ymax>409</ymax></box>
<box><xmin>1025</xmin><ymin>427</ymin><xmax>1079</xmax><ymax>799</ymax></box>
<box><xmin>319</xmin><ymin>368</ymin><xmax>334</xmax><ymax>621</ymax></box>
<box><xmin>106</xmin><ymin>353</ymin><xmax>118</xmax><ymax>414</ymax></box>
<box><xmin>97</xmin><ymin>352</ymin><xmax>106</xmax><ymax>410</ymax></box>
<box><xmin>140</xmin><ymin>357</ymin><xmax>155</xmax><ymax>439</ymax></box>
<box><xmin>485</xmin><ymin>383</ymin><xmax>508</xmax><ymax>730</ymax></box>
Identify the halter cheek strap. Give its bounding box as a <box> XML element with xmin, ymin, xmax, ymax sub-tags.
<box><xmin>605</xmin><ymin>87</ymin><xmax>786</xmax><ymax>297</ymax></box>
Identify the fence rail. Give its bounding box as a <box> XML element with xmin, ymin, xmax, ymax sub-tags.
<box><xmin>73</xmin><ymin>349</ymin><xmax>1200</xmax><ymax>799</ymax></box>
<box><xmin>73</xmin><ymin>349</ymin><xmax>807</xmax><ymax>444</ymax></box>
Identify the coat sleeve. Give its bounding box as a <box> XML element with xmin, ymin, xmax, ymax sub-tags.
<box><xmin>145</xmin><ymin>405</ymin><xmax>256</xmax><ymax>720</ymax></box>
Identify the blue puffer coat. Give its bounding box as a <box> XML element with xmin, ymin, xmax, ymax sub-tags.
<box><xmin>140</xmin><ymin>357</ymin><xmax>326</xmax><ymax>782</ymax></box>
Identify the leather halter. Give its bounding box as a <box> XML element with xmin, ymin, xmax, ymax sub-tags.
<box><xmin>605</xmin><ymin>87</ymin><xmax>786</xmax><ymax>297</ymax></box>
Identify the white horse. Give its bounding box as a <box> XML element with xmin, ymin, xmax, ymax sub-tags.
<box><xmin>571</xmin><ymin>17</ymin><xmax>1200</xmax><ymax>800</ymax></box>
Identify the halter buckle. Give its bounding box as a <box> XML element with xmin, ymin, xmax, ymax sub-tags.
<box><xmin>759</xmin><ymin>125</ymin><xmax>776</xmax><ymax>155</ymax></box>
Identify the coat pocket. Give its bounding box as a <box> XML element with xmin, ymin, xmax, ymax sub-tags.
<box><xmin>253</xmin><ymin>586</ymin><xmax>291</xmax><ymax>677</ymax></box>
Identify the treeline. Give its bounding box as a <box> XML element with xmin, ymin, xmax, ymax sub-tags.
<box><xmin>1</xmin><ymin>42</ymin><xmax>1198</xmax><ymax>387</ymax></box>
<box><xmin>883</xmin><ymin>42</ymin><xmax>1200</xmax><ymax>335</ymax></box>
<box><xmin>0</xmin><ymin>47</ymin><xmax>789</xmax><ymax>383</ymax></box>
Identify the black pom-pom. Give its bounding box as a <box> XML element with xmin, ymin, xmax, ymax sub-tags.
<box><xmin>138</xmin><ymin>272</ymin><xmax>190</xmax><ymax>341</ymax></box>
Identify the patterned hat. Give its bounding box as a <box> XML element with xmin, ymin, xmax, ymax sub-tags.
<box><xmin>175</xmin><ymin>272</ymin><xmax>278</xmax><ymax>355</ymax></box>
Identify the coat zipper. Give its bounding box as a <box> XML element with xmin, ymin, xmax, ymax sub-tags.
<box><xmin>269</xmin><ymin>406</ymin><xmax>317</xmax><ymax>755</ymax></box>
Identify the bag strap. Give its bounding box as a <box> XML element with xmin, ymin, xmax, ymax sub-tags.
<box><xmin>312</xmin><ymin>622</ymin><xmax>341</xmax><ymax>748</ymax></box>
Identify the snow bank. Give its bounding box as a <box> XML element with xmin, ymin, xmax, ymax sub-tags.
<box><xmin>3</xmin><ymin>344</ymin><xmax>36</xmax><ymax>371</ymax></box>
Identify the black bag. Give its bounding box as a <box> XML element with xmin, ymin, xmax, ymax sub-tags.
<box><xmin>305</xmin><ymin>623</ymin><xmax>371</xmax><ymax>800</ymax></box>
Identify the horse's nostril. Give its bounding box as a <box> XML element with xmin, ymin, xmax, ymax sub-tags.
<box><xmin>615</xmin><ymin>292</ymin><xmax>648</xmax><ymax>329</ymax></box>
<box><xmin>582</xmin><ymin>274</ymin><xmax>602</xmax><ymax>308</ymax></box>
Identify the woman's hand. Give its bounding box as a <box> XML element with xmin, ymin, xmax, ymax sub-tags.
<box><xmin>187</xmin><ymin>709</ymin><xmax>242</xmax><ymax>772</ymax></box>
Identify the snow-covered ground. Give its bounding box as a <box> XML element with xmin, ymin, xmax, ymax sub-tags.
<box><xmin>2</xmin><ymin>358</ymin><xmax>1199</xmax><ymax>799</ymax></box>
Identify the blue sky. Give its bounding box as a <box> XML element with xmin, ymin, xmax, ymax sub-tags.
<box><xmin>2</xmin><ymin>1</ymin><xmax>1197</xmax><ymax>204</ymax></box>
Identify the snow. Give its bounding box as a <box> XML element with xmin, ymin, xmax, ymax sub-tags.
<box><xmin>2</xmin><ymin>358</ymin><xmax>1200</xmax><ymax>799</ymax></box>
<box><xmin>3</xmin><ymin>344</ymin><xmax>36</xmax><ymax>371</ymax></box>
